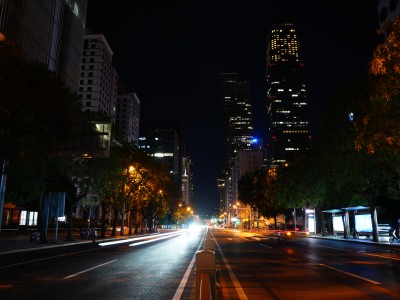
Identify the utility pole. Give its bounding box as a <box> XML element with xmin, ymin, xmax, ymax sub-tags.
<box><xmin>0</xmin><ymin>160</ymin><xmax>7</xmax><ymax>232</ymax></box>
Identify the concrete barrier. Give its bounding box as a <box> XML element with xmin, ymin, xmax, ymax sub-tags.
<box><xmin>195</xmin><ymin>250</ymin><xmax>216</xmax><ymax>300</ymax></box>
<box><xmin>204</xmin><ymin>238</ymin><xmax>214</xmax><ymax>251</ymax></box>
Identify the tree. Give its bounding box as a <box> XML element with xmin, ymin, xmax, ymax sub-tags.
<box><xmin>90</xmin><ymin>142</ymin><xmax>177</xmax><ymax>236</ymax></box>
<box><xmin>238</xmin><ymin>167</ymin><xmax>284</xmax><ymax>229</ymax></box>
<box><xmin>353</xmin><ymin>16</ymin><xmax>400</xmax><ymax>239</ymax></box>
<box><xmin>0</xmin><ymin>40</ymin><xmax>89</xmax><ymax>241</ymax></box>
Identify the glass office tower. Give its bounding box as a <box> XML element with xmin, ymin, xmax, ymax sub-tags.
<box><xmin>266</xmin><ymin>22</ymin><xmax>310</xmax><ymax>165</ymax></box>
<box><xmin>218</xmin><ymin>73</ymin><xmax>255</xmax><ymax>219</ymax></box>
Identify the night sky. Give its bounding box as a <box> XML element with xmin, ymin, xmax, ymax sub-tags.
<box><xmin>86</xmin><ymin>1</ymin><xmax>384</xmax><ymax>216</ymax></box>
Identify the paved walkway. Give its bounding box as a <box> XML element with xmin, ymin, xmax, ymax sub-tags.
<box><xmin>0</xmin><ymin>230</ymin><xmax>135</xmax><ymax>255</ymax></box>
<box><xmin>247</xmin><ymin>228</ymin><xmax>400</xmax><ymax>247</ymax></box>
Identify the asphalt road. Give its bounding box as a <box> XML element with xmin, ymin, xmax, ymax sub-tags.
<box><xmin>211</xmin><ymin>229</ymin><xmax>400</xmax><ymax>299</ymax></box>
<box><xmin>0</xmin><ymin>229</ymin><xmax>204</xmax><ymax>300</ymax></box>
<box><xmin>1</xmin><ymin>228</ymin><xmax>399</xmax><ymax>300</ymax></box>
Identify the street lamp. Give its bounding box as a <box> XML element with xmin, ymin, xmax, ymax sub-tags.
<box><xmin>0</xmin><ymin>160</ymin><xmax>7</xmax><ymax>232</ymax></box>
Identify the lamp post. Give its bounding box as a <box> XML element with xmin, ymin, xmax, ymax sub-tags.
<box><xmin>0</xmin><ymin>160</ymin><xmax>7</xmax><ymax>232</ymax></box>
<box><xmin>237</xmin><ymin>202</ymin><xmax>241</xmax><ymax>229</ymax></box>
<box><xmin>232</xmin><ymin>204</ymin><xmax>237</xmax><ymax>228</ymax></box>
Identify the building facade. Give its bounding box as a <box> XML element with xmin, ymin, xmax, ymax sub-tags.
<box><xmin>266</xmin><ymin>21</ymin><xmax>310</xmax><ymax>166</ymax></box>
<box><xmin>181</xmin><ymin>156</ymin><xmax>193</xmax><ymax>207</ymax></box>
<box><xmin>115</xmin><ymin>92</ymin><xmax>140</xmax><ymax>145</ymax></box>
<box><xmin>218</xmin><ymin>73</ymin><xmax>258</xmax><ymax>223</ymax></box>
<box><xmin>79</xmin><ymin>31</ymin><xmax>118</xmax><ymax>123</ymax></box>
<box><xmin>0</xmin><ymin>0</ymin><xmax>89</xmax><ymax>228</ymax></box>
<box><xmin>0</xmin><ymin>0</ymin><xmax>88</xmax><ymax>93</ymax></box>
<box><xmin>138</xmin><ymin>123</ymin><xmax>183</xmax><ymax>185</ymax></box>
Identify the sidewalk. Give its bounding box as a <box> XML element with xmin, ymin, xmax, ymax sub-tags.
<box><xmin>0</xmin><ymin>229</ymin><xmax>399</xmax><ymax>255</ymax></box>
<box><xmin>248</xmin><ymin>228</ymin><xmax>400</xmax><ymax>247</ymax></box>
<box><xmin>0</xmin><ymin>228</ymin><xmax>176</xmax><ymax>255</ymax></box>
<box><xmin>0</xmin><ymin>231</ymin><xmax>128</xmax><ymax>255</ymax></box>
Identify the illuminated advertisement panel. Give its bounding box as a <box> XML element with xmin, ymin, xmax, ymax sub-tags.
<box><xmin>355</xmin><ymin>214</ymin><xmax>372</xmax><ymax>233</ymax></box>
<box><xmin>333</xmin><ymin>216</ymin><xmax>344</xmax><ymax>232</ymax></box>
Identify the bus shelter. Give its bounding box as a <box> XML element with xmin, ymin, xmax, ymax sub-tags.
<box><xmin>323</xmin><ymin>206</ymin><xmax>376</xmax><ymax>238</ymax></box>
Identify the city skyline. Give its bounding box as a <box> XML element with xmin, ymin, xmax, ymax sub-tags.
<box><xmin>86</xmin><ymin>1</ymin><xmax>383</xmax><ymax>215</ymax></box>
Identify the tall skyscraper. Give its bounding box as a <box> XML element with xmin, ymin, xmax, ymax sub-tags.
<box><xmin>181</xmin><ymin>156</ymin><xmax>193</xmax><ymax>207</ymax></box>
<box><xmin>0</xmin><ymin>0</ymin><xmax>88</xmax><ymax>93</ymax></box>
<box><xmin>218</xmin><ymin>73</ymin><xmax>255</xmax><ymax>220</ymax></box>
<box><xmin>218</xmin><ymin>73</ymin><xmax>254</xmax><ymax>173</ymax></box>
<box><xmin>266</xmin><ymin>21</ymin><xmax>310</xmax><ymax>166</ymax></box>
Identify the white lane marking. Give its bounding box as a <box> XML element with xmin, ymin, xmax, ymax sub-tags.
<box><xmin>99</xmin><ymin>231</ymin><xmax>185</xmax><ymax>247</ymax></box>
<box><xmin>172</xmin><ymin>233</ymin><xmax>204</xmax><ymax>300</ymax></box>
<box><xmin>212</xmin><ymin>232</ymin><xmax>248</xmax><ymax>300</ymax></box>
<box><xmin>310</xmin><ymin>243</ymin><xmax>400</xmax><ymax>261</ymax></box>
<box><xmin>259</xmin><ymin>243</ymin><xmax>272</xmax><ymax>249</ymax></box>
<box><xmin>0</xmin><ymin>253</ymin><xmax>68</xmax><ymax>269</ymax></box>
<box><xmin>129</xmin><ymin>232</ymin><xmax>183</xmax><ymax>247</ymax></box>
<box><xmin>312</xmin><ymin>244</ymin><xmax>349</xmax><ymax>251</ymax></box>
<box><xmin>319</xmin><ymin>263</ymin><xmax>381</xmax><ymax>285</ymax></box>
<box><xmin>63</xmin><ymin>260</ymin><xmax>117</xmax><ymax>279</ymax></box>
<box><xmin>0</xmin><ymin>248</ymin><xmax>99</xmax><ymax>269</ymax></box>
<box><xmin>364</xmin><ymin>253</ymin><xmax>400</xmax><ymax>261</ymax></box>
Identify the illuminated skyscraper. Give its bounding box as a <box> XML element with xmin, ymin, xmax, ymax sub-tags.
<box><xmin>266</xmin><ymin>22</ymin><xmax>310</xmax><ymax>165</ymax></box>
<box><xmin>218</xmin><ymin>73</ymin><xmax>254</xmax><ymax>173</ymax></box>
<box><xmin>218</xmin><ymin>73</ymin><xmax>257</xmax><ymax>220</ymax></box>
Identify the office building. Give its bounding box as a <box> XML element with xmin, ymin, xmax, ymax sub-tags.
<box><xmin>0</xmin><ymin>0</ymin><xmax>88</xmax><ymax>93</ymax></box>
<box><xmin>181</xmin><ymin>156</ymin><xmax>193</xmax><ymax>207</ymax></box>
<box><xmin>138</xmin><ymin>123</ymin><xmax>183</xmax><ymax>184</ymax></box>
<box><xmin>219</xmin><ymin>73</ymin><xmax>254</xmax><ymax>168</ymax></box>
<box><xmin>79</xmin><ymin>31</ymin><xmax>118</xmax><ymax>123</ymax></box>
<box><xmin>266</xmin><ymin>21</ymin><xmax>310</xmax><ymax>166</ymax></box>
<box><xmin>217</xmin><ymin>179</ymin><xmax>226</xmax><ymax>221</ymax></box>
<box><xmin>218</xmin><ymin>73</ymin><xmax>257</xmax><ymax>221</ymax></box>
<box><xmin>116</xmin><ymin>91</ymin><xmax>140</xmax><ymax>145</ymax></box>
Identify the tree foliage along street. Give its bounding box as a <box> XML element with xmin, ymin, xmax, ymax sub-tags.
<box><xmin>90</xmin><ymin>142</ymin><xmax>179</xmax><ymax>237</ymax></box>
<box><xmin>0</xmin><ymin>40</ymin><xmax>183</xmax><ymax>239</ymax></box>
<box><xmin>0</xmin><ymin>40</ymin><xmax>91</xmax><ymax>241</ymax></box>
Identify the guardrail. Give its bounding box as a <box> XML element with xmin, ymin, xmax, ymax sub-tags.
<box><xmin>378</xmin><ymin>224</ymin><xmax>391</xmax><ymax>242</ymax></box>
<box><xmin>352</xmin><ymin>224</ymin><xmax>391</xmax><ymax>242</ymax></box>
